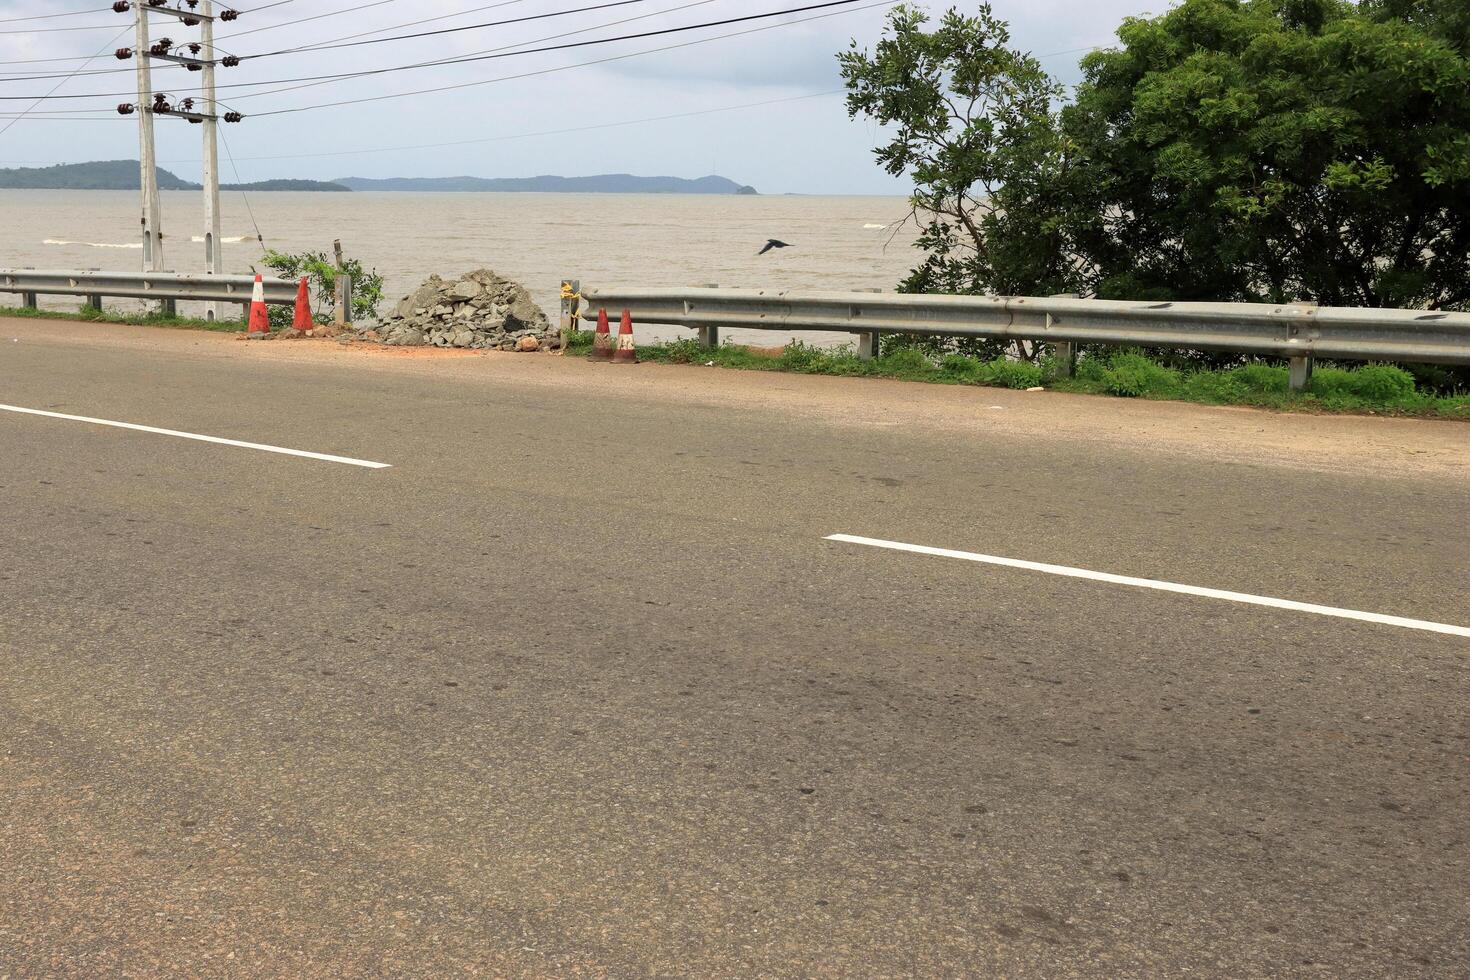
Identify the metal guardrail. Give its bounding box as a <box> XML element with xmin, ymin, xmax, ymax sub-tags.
<box><xmin>0</xmin><ymin>268</ymin><xmax>300</xmax><ymax>316</ymax></box>
<box><xmin>579</xmin><ymin>286</ymin><xmax>1470</xmax><ymax>388</ymax></box>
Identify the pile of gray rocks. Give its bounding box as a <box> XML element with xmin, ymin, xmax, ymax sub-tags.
<box><xmin>361</xmin><ymin>269</ymin><xmax>557</xmax><ymax>351</ymax></box>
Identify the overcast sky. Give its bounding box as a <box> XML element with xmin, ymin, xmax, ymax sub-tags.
<box><xmin>0</xmin><ymin>0</ymin><xmax>1160</xmax><ymax>195</ymax></box>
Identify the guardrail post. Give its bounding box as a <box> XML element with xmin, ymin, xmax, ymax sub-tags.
<box><xmin>1049</xmin><ymin>294</ymin><xmax>1079</xmax><ymax>377</ymax></box>
<box><xmin>1053</xmin><ymin>341</ymin><xmax>1077</xmax><ymax>377</ymax></box>
<box><xmin>695</xmin><ymin>283</ymin><xmax>719</xmax><ymax>347</ymax></box>
<box><xmin>157</xmin><ymin>272</ymin><xmax>177</xmax><ymax>318</ymax></box>
<box><xmin>1289</xmin><ymin>355</ymin><xmax>1314</xmax><ymax>391</ymax></box>
<box><xmin>84</xmin><ymin>268</ymin><xmax>104</xmax><ymax>311</ymax></box>
<box><xmin>856</xmin><ymin>287</ymin><xmax>883</xmax><ymax>360</ymax></box>
<box><xmin>21</xmin><ymin>290</ymin><xmax>38</xmax><ymax>310</ymax></box>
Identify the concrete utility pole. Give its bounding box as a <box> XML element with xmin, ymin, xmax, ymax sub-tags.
<box><xmin>199</xmin><ymin>0</ymin><xmax>223</xmax><ymax>320</ymax></box>
<box><xmin>133</xmin><ymin>3</ymin><xmax>164</xmax><ymax>272</ymax></box>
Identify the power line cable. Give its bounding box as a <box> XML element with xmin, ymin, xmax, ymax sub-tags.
<box><xmin>271</xmin><ymin>0</ymin><xmax>531</xmax><ymax>54</ymax></box>
<box><xmin>251</xmin><ymin>0</ymin><xmax>894</xmax><ymax>117</ymax></box>
<box><xmin>0</xmin><ymin>5</ymin><xmax>110</xmax><ymax>24</ymax></box>
<box><xmin>215</xmin><ymin>0</ymin><xmax>403</xmax><ymax>42</ymax></box>
<box><xmin>243</xmin><ymin>0</ymin><xmax>652</xmax><ymax>60</ymax></box>
<box><xmin>0</xmin><ymin>25</ymin><xmax>130</xmax><ymax>139</ymax></box>
<box><xmin>218</xmin><ymin>124</ymin><xmax>268</xmax><ymax>254</ymax></box>
<box><xmin>0</xmin><ymin>20</ymin><xmax>127</xmax><ymax>35</ymax></box>
<box><xmin>0</xmin><ymin>0</ymin><xmax>865</xmax><ymax>101</ymax></box>
<box><xmin>236</xmin><ymin>0</ymin><xmax>303</xmax><ymax>12</ymax></box>
<box><xmin>215</xmin><ymin>0</ymin><xmax>861</xmax><ymax>100</ymax></box>
<box><xmin>0</xmin><ymin>0</ymin><xmax>655</xmax><ymax>82</ymax></box>
<box><xmin>228</xmin><ymin>0</ymin><xmax>720</xmax><ymax>102</ymax></box>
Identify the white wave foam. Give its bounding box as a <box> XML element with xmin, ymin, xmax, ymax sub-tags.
<box><xmin>43</xmin><ymin>238</ymin><xmax>141</xmax><ymax>249</ymax></box>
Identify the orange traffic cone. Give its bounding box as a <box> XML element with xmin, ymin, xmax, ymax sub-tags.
<box><xmin>246</xmin><ymin>273</ymin><xmax>269</xmax><ymax>337</ymax></box>
<box><xmin>611</xmin><ymin>309</ymin><xmax>637</xmax><ymax>364</ymax></box>
<box><xmin>589</xmin><ymin>307</ymin><xmax>613</xmax><ymax>361</ymax></box>
<box><xmin>290</xmin><ymin>276</ymin><xmax>312</xmax><ymax>333</ymax></box>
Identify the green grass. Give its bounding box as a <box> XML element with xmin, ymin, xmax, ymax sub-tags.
<box><xmin>0</xmin><ymin>304</ymin><xmax>242</xmax><ymax>332</ymax></box>
<box><xmin>565</xmin><ymin>330</ymin><xmax>1470</xmax><ymax>420</ymax></box>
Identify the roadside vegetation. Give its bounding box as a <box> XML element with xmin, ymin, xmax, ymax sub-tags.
<box><xmin>260</xmin><ymin>248</ymin><xmax>384</xmax><ymax>328</ymax></box>
<box><xmin>0</xmin><ymin>247</ymin><xmax>384</xmax><ymax>334</ymax></box>
<box><xmin>0</xmin><ymin>304</ymin><xmax>237</xmax><ymax>332</ymax></box>
<box><xmin>565</xmin><ymin>330</ymin><xmax>1470</xmax><ymax>419</ymax></box>
<box><xmin>835</xmin><ymin>0</ymin><xmax>1470</xmax><ymax>393</ymax></box>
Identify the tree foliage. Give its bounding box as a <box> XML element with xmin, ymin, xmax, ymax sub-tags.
<box><xmin>843</xmin><ymin>0</ymin><xmax>1470</xmax><ymax>317</ymax></box>
<box><xmin>1068</xmin><ymin>0</ymin><xmax>1470</xmax><ymax>309</ymax></box>
<box><xmin>838</xmin><ymin>2</ymin><xmax>1076</xmax><ymax>331</ymax></box>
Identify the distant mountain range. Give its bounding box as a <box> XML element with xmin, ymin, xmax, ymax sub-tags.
<box><xmin>333</xmin><ymin>174</ymin><xmax>757</xmax><ymax>194</ymax></box>
<box><xmin>0</xmin><ymin>161</ymin><xmax>349</xmax><ymax>192</ymax></box>
<box><xmin>0</xmin><ymin>160</ymin><xmax>759</xmax><ymax>195</ymax></box>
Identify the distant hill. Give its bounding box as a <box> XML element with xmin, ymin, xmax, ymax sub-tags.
<box><xmin>0</xmin><ymin>161</ymin><xmax>754</xmax><ymax>195</ymax></box>
<box><xmin>0</xmin><ymin>160</ymin><xmax>349</xmax><ymax>192</ymax></box>
<box><xmin>334</xmin><ymin>173</ymin><xmax>758</xmax><ymax>194</ymax></box>
<box><xmin>220</xmin><ymin>178</ymin><xmax>350</xmax><ymax>192</ymax></box>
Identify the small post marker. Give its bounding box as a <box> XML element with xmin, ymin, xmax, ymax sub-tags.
<box><xmin>560</xmin><ymin>279</ymin><xmax>580</xmax><ymax>351</ymax></box>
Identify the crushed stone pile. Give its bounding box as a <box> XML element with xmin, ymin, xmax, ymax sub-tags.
<box><xmin>360</xmin><ymin>269</ymin><xmax>557</xmax><ymax>351</ymax></box>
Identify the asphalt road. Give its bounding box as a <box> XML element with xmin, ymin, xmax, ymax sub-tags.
<box><xmin>1</xmin><ymin>319</ymin><xmax>1467</xmax><ymax>977</ymax></box>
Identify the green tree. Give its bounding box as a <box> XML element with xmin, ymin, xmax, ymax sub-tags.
<box><xmin>839</xmin><ymin>3</ymin><xmax>1078</xmax><ymax>358</ymax></box>
<box><xmin>1064</xmin><ymin>0</ymin><xmax>1470</xmax><ymax>310</ymax></box>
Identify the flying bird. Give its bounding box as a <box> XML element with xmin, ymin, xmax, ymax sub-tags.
<box><xmin>758</xmin><ymin>239</ymin><xmax>793</xmax><ymax>256</ymax></box>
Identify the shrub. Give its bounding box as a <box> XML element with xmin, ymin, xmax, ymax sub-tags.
<box><xmin>1230</xmin><ymin>363</ymin><xmax>1289</xmax><ymax>394</ymax></box>
<box><xmin>1182</xmin><ymin>370</ymin><xmax>1248</xmax><ymax>403</ymax></box>
<box><xmin>1099</xmin><ymin>352</ymin><xmax>1181</xmax><ymax>397</ymax></box>
<box><xmin>660</xmin><ymin>338</ymin><xmax>705</xmax><ymax>364</ymax></box>
<box><xmin>978</xmin><ymin>358</ymin><xmax>1044</xmax><ymax>389</ymax></box>
<box><xmin>940</xmin><ymin>353</ymin><xmax>983</xmax><ymax>378</ymax></box>
<box><xmin>778</xmin><ymin>340</ymin><xmax>830</xmax><ymax>372</ymax></box>
<box><xmin>261</xmin><ymin>247</ymin><xmax>384</xmax><ymax>326</ymax></box>
<box><xmin>874</xmin><ymin>347</ymin><xmax>935</xmax><ymax>375</ymax></box>
<box><xmin>1344</xmin><ymin>363</ymin><xmax>1416</xmax><ymax>402</ymax></box>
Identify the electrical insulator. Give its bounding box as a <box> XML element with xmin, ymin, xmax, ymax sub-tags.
<box><xmin>188</xmin><ymin>43</ymin><xmax>201</xmax><ymax>54</ymax></box>
<box><xmin>185</xmin><ymin>0</ymin><xmax>199</xmax><ymax>7</ymax></box>
<box><xmin>181</xmin><ymin>98</ymin><xmax>195</xmax><ymax>110</ymax></box>
<box><xmin>220</xmin><ymin>9</ymin><xmax>239</xmax><ymax>21</ymax></box>
<box><xmin>186</xmin><ymin>62</ymin><xmax>202</xmax><ymax>72</ymax></box>
<box><xmin>182</xmin><ymin>16</ymin><xmax>198</xmax><ymax>25</ymax></box>
<box><xmin>115</xmin><ymin>48</ymin><xmax>133</xmax><ymax>60</ymax></box>
<box><xmin>117</xmin><ymin>103</ymin><xmax>136</xmax><ymax>115</ymax></box>
<box><xmin>221</xmin><ymin>55</ymin><xmax>240</xmax><ymax>68</ymax></box>
<box><xmin>150</xmin><ymin>38</ymin><xmax>172</xmax><ymax>55</ymax></box>
<box><xmin>223</xmin><ymin>111</ymin><xmax>243</xmax><ymax>123</ymax></box>
<box><xmin>147</xmin><ymin>1</ymin><xmax>166</xmax><ymax>6</ymax></box>
<box><xmin>112</xmin><ymin>1</ymin><xmax>130</xmax><ymax>11</ymax></box>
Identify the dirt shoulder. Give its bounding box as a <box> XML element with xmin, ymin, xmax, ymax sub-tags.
<box><xmin>4</xmin><ymin>314</ymin><xmax>1465</xmax><ymax>480</ymax></box>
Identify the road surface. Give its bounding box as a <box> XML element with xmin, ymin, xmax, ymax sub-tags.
<box><xmin>1</xmin><ymin>317</ymin><xmax>1467</xmax><ymax>977</ymax></box>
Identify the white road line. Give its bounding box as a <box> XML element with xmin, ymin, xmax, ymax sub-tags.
<box><xmin>825</xmin><ymin>533</ymin><xmax>1470</xmax><ymax>638</ymax></box>
<box><xmin>0</xmin><ymin>404</ymin><xmax>391</xmax><ymax>470</ymax></box>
